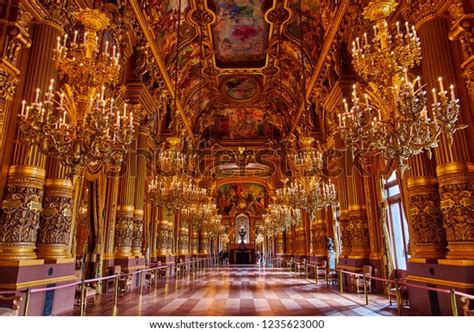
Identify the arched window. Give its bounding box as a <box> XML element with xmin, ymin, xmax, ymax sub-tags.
<box><xmin>384</xmin><ymin>172</ymin><xmax>410</xmax><ymax>270</ymax></box>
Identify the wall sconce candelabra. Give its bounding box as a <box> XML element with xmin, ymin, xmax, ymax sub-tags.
<box><xmin>19</xmin><ymin>9</ymin><xmax>133</xmax><ymax>174</ymax></box>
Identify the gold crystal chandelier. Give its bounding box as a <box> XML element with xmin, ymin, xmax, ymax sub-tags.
<box><xmin>19</xmin><ymin>9</ymin><xmax>133</xmax><ymax>174</ymax></box>
<box><xmin>292</xmin><ymin>137</ymin><xmax>324</xmax><ymax>176</ymax></box>
<box><xmin>339</xmin><ymin>0</ymin><xmax>465</xmax><ymax>173</ymax></box>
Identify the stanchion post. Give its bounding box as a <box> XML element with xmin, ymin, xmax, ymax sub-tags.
<box><xmin>114</xmin><ymin>274</ymin><xmax>119</xmax><ymax>307</ymax></box>
<box><xmin>305</xmin><ymin>263</ymin><xmax>308</xmax><ymax>279</ymax></box>
<box><xmin>23</xmin><ymin>288</ymin><xmax>31</xmax><ymax>316</ymax></box>
<box><xmin>394</xmin><ymin>279</ymin><xmax>402</xmax><ymax>316</ymax></box>
<box><xmin>154</xmin><ymin>269</ymin><xmax>159</xmax><ymax>290</ymax></box>
<box><xmin>339</xmin><ymin>270</ymin><xmax>344</xmax><ymax>294</ymax></box>
<box><xmin>450</xmin><ymin>289</ymin><xmax>459</xmax><ymax>316</ymax></box>
<box><xmin>80</xmin><ymin>279</ymin><xmax>86</xmax><ymax>316</ymax></box>
<box><xmin>139</xmin><ymin>271</ymin><xmax>143</xmax><ymax>296</ymax></box>
<box><xmin>363</xmin><ymin>274</ymin><xmax>368</xmax><ymax>305</ymax></box>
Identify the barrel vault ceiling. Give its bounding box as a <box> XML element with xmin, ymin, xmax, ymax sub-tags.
<box><xmin>137</xmin><ymin>0</ymin><xmax>333</xmax><ymax>141</ymax></box>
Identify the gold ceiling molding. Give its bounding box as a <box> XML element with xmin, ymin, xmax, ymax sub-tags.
<box><xmin>290</xmin><ymin>0</ymin><xmax>350</xmax><ymax>134</ymax></box>
<box><xmin>129</xmin><ymin>0</ymin><xmax>195</xmax><ymax>142</ymax></box>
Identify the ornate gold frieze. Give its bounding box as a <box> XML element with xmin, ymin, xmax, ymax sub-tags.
<box><xmin>348</xmin><ymin>209</ymin><xmax>370</xmax><ymax>257</ymax></box>
<box><xmin>114</xmin><ymin>207</ymin><xmax>134</xmax><ymax>257</ymax></box>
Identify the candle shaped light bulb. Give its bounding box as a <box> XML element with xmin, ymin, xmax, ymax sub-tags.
<box><xmin>363</xmin><ymin>33</ymin><xmax>368</xmax><ymax>46</ymax></box>
<box><xmin>56</xmin><ymin>36</ymin><xmax>61</xmax><ymax>50</ymax></box>
<box><xmin>21</xmin><ymin>100</ymin><xmax>26</xmax><ymax>116</ymax></box>
<box><xmin>412</xmin><ymin>25</ymin><xmax>417</xmax><ymax>39</ymax></box>
<box><xmin>129</xmin><ymin>111</ymin><xmax>133</xmax><ymax>128</ymax></box>
<box><xmin>364</xmin><ymin>94</ymin><xmax>369</xmax><ymax>106</ymax></box>
<box><xmin>438</xmin><ymin>77</ymin><xmax>444</xmax><ymax>92</ymax></box>
<box><xmin>101</xmin><ymin>85</ymin><xmax>105</xmax><ymax>101</ymax></box>
<box><xmin>403</xmin><ymin>68</ymin><xmax>408</xmax><ymax>82</ymax></box>
<box><xmin>112</xmin><ymin>45</ymin><xmax>116</xmax><ymax>58</ymax></box>
<box><xmin>396</xmin><ymin>21</ymin><xmax>400</xmax><ymax>34</ymax></box>
<box><xmin>373</xmin><ymin>25</ymin><xmax>377</xmax><ymax>37</ymax></box>
<box><xmin>84</xmin><ymin>31</ymin><xmax>88</xmax><ymax>42</ymax></box>
<box><xmin>416</xmin><ymin>76</ymin><xmax>421</xmax><ymax>91</ymax></box>
<box><xmin>73</xmin><ymin>30</ymin><xmax>78</xmax><ymax>44</ymax></box>
<box><xmin>105</xmin><ymin>41</ymin><xmax>109</xmax><ymax>54</ymax></box>
<box><xmin>450</xmin><ymin>84</ymin><xmax>455</xmax><ymax>100</ymax></box>
<box><xmin>110</xmin><ymin>97</ymin><xmax>114</xmax><ymax>113</ymax></box>
<box><xmin>405</xmin><ymin>22</ymin><xmax>410</xmax><ymax>34</ymax></box>
<box><xmin>123</xmin><ymin>102</ymin><xmax>127</xmax><ymax>118</ymax></box>
<box><xmin>343</xmin><ymin>99</ymin><xmax>349</xmax><ymax>112</ymax></box>
<box><xmin>63</xmin><ymin>33</ymin><xmax>68</xmax><ymax>47</ymax></box>
<box><xmin>356</xmin><ymin>37</ymin><xmax>360</xmax><ymax>50</ymax></box>
<box><xmin>432</xmin><ymin>88</ymin><xmax>438</xmax><ymax>103</ymax></box>
<box><xmin>60</xmin><ymin>92</ymin><xmax>64</xmax><ymax>108</ymax></box>
<box><xmin>35</xmin><ymin>88</ymin><xmax>40</xmax><ymax>104</ymax></box>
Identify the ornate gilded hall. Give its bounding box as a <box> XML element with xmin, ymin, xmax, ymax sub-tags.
<box><xmin>0</xmin><ymin>0</ymin><xmax>473</xmax><ymax>318</ymax></box>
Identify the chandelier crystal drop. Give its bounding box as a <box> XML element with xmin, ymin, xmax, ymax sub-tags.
<box><xmin>339</xmin><ymin>0</ymin><xmax>465</xmax><ymax>174</ymax></box>
<box><xmin>18</xmin><ymin>9</ymin><xmax>132</xmax><ymax>174</ymax></box>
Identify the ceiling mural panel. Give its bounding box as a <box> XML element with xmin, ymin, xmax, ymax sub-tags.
<box><xmin>286</xmin><ymin>0</ymin><xmax>324</xmax><ymax>63</ymax></box>
<box><xmin>208</xmin><ymin>0</ymin><xmax>272</xmax><ymax>68</ymax></box>
<box><xmin>220</xmin><ymin>75</ymin><xmax>261</xmax><ymax>102</ymax></box>
<box><xmin>211</xmin><ymin>107</ymin><xmax>269</xmax><ymax>139</ymax></box>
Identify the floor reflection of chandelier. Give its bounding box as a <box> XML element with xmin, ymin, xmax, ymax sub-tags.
<box><xmin>338</xmin><ymin>0</ymin><xmax>465</xmax><ymax>173</ymax></box>
<box><xmin>19</xmin><ymin>9</ymin><xmax>133</xmax><ymax>174</ymax></box>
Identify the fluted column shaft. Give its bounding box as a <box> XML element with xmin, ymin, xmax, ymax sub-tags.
<box><xmin>312</xmin><ymin>209</ymin><xmax>327</xmax><ymax>259</ymax></box>
<box><xmin>418</xmin><ymin>17</ymin><xmax>474</xmax><ymax>259</ymax></box>
<box><xmin>0</xmin><ymin>22</ymin><xmax>61</xmax><ymax>260</ymax></box>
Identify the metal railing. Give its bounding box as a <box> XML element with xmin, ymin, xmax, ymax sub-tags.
<box><xmin>0</xmin><ymin>257</ymin><xmax>212</xmax><ymax>316</ymax></box>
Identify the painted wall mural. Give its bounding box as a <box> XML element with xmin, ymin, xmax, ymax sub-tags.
<box><xmin>210</xmin><ymin>0</ymin><xmax>271</xmax><ymax>67</ymax></box>
<box><xmin>212</xmin><ymin>108</ymin><xmax>270</xmax><ymax>139</ymax></box>
<box><xmin>217</xmin><ymin>183</ymin><xmax>268</xmax><ymax>214</ymax></box>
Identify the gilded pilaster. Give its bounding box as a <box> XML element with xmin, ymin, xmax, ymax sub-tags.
<box><xmin>285</xmin><ymin>227</ymin><xmax>294</xmax><ymax>256</ymax></box>
<box><xmin>177</xmin><ymin>220</ymin><xmax>189</xmax><ymax>256</ymax></box>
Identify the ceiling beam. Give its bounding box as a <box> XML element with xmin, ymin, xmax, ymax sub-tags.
<box><xmin>130</xmin><ymin>0</ymin><xmax>195</xmax><ymax>142</ymax></box>
<box><xmin>289</xmin><ymin>0</ymin><xmax>349</xmax><ymax>134</ymax></box>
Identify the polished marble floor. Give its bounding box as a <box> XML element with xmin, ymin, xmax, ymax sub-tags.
<box><xmin>73</xmin><ymin>266</ymin><xmax>399</xmax><ymax>316</ymax></box>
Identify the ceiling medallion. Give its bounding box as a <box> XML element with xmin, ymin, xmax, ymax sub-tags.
<box><xmin>220</xmin><ymin>75</ymin><xmax>261</xmax><ymax>102</ymax></box>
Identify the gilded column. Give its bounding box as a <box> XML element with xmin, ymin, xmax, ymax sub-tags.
<box><xmin>177</xmin><ymin>215</ymin><xmax>189</xmax><ymax>256</ymax></box>
<box><xmin>312</xmin><ymin>210</ymin><xmax>327</xmax><ymax>259</ymax></box>
<box><xmin>276</xmin><ymin>232</ymin><xmax>284</xmax><ymax>255</ymax></box>
<box><xmin>150</xmin><ymin>206</ymin><xmax>159</xmax><ymax>261</ymax></box>
<box><xmin>285</xmin><ymin>227</ymin><xmax>294</xmax><ymax>256</ymax></box>
<box><xmin>417</xmin><ymin>16</ymin><xmax>474</xmax><ymax>259</ymax></box>
<box><xmin>156</xmin><ymin>218</ymin><xmax>168</xmax><ymax>257</ymax></box>
<box><xmin>36</xmin><ymin>159</ymin><xmax>73</xmax><ymax>259</ymax></box>
<box><xmin>0</xmin><ymin>3</ymin><xmax>31</xmax><ymax>171</ymax></box>
<box><xmin>200</xmin><ymin>231</ymin><xmax>209</xmax><ymax>255</ymax></box>
<box><xmin>295</xmin><ymin>218</ymin><xmax>306</xmax><ymax>256</ymax></box>
<box><xmin>347</xmin><ymin>158</ymin><xmax>370</xmax><ymax>259</ymax></box>
<box><xmin>132</xmin><ymin>116</ymin><xmax>147</xmax><ymax>257</ymax></box>
<box><xmin>0</xmin><ymin>18</ymin><xmax>62</xmax><ymax>260</ymax></box>
<box><xmin>191</xmin><ymin>228</ymin><xmax>199</xmax><ymax>255</ymax></box>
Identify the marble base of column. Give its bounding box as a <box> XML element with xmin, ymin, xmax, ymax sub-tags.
<box><xmin>407</xmin><ymin>176</ymin><xmax>447</xmax><ymax>259</ymax></box>
<box><xmin>0</xmin><ymin>165</ymin><xmax>45</xmax><ymax>260</ymax></box>
<box><xmin>437</xmin><ymin>162</ymin><xmax>474</xmax><ymax>259</ymax></box>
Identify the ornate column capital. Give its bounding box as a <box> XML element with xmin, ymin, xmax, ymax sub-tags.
<box><xmin>401</xmin><ymin>0</ymin><xmax>451</xmax><ymax>28</ymax></box>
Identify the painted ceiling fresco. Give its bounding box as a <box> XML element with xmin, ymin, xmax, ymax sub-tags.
<box><xmin>141</xmin><ymin>0</ymin><xmax>327</xmax><ymax>138</ymax></box>
<box><xmin>209</xmin><ymin>0</ymin><xmax>272</xmax><ymax>68</ymax></box>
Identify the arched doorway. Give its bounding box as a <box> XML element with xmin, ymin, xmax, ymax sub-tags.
<box><xmin>235</xmin><ymin>214</ymin><xmax>250</xmax><ymax>244</ymax></box>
